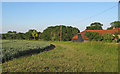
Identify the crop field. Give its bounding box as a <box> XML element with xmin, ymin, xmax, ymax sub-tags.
<box><xmin>2</xmin><ymin>40</ymin><xmax>118</xmax><ymax>72</ymax></box>
<box><xmin>2</xmin><ymin>40</ymin><xmax>51</xmax><ymax>63</ymax></box>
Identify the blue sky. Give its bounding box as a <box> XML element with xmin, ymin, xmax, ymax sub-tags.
<box><xmin>2</xmin><ymin>2</ymin><xmax>118</xmax><ymax>33</ymax></box>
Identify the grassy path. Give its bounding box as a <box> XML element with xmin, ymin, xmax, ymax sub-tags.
<box><xmin>2</xmin><ymin>41</ymin><xmax>118</xmax><ymax>72</ymax></box>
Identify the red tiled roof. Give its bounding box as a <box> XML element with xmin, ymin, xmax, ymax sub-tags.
<box><xmin>72</xmin><ymin>34</ymin><xmax>78</xmax><ymax>39</ymax></box>
<box><xmin>72</xmin><ymin>29</ymin><xmax>120</xmax><ymax>40</ymax></box>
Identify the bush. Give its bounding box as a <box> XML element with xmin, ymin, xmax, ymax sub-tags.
<box><xmin>114</xmin><ymin>32</ymin><xmax>119</xmax><ymax>43</ymax></box>
<box><xmin>114</xmin><ymin>39</ymin><xmax>117</xmax><ymax>43</ymax></box>
<box><xmin>103</xmin><ymin>33</ymin><xmax>114</xmax><ymax>42</ymax></box>
<box><xmin>85</xmin><ymin>31</ymin><xmax>103</xmax><ymax>41</ymax></box>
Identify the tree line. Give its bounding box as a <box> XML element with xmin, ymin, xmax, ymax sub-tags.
<box><xmin>1</xmin><ymin>21</ymin><xmax>120</xmax><ymax>41</ymax></box>
<box><xmin>2</xmin><ymin>25</ymin><xmax>80</xmax><ymax>41</ymax></box>
<box><xmin>2</xmin><ymin>30</ymin><xmax>41</xmax><ymax>40</ymax></box>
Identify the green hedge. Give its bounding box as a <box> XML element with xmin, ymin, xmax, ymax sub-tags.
<box><xmin>85</xmin><ymin>31</ymin><xmax>102</xmax><ymax>41</ymax></box>
<box><xmin>85</xmin><ymin>32</ymin><xmax>116</xmax><ymax>43</ymax></box>
<box><xmin>103</xmin><ymin>33</ymin><xmax>114</xmax><ymax>42</ymax></box>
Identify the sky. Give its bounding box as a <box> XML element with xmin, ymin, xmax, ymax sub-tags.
<box><xmin>2</xmin><ymin>2</ymin><xmax>118</xmax><ymax>33</ymax></box>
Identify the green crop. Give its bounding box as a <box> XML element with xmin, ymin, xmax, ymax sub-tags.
<box><xmin>2</xmin><ymin>40</ymin><xmax>50</xmax><ymax>63</ymax></box>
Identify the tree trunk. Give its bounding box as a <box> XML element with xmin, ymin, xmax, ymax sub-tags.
<box><xmin>34</xmin><ymin>37</ymin><xmax>35</xmax><ymax>40</ymax></box>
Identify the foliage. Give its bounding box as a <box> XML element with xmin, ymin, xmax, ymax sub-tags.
<box><xmin>86</xmin><ymin>22</ymin><xmax>103</xmax><ymax>30</ymax></box>
<box><xmin>41</xmin><ymin>25</ymin><xmax>80</xmax><ymax>41</ymax></box>
<box><xmin>3</xmin><ymin>31</ymin><xmax>17</xmax><ymax>39</ymax></box>
<box><xmin>114</xmin><ymin>39</ymin><xmax>117</xmax><ymax>43</ymax></box>
<box><xmin>107</xmin><ymin>26</ymin><xmax>113</xmax><ymax>30</ymax></box>
<box><xmin>113</xmin><ymin>32</ymin><xmax>120</xmax><ymax>43</ymax></box>
<box><xmin>2</xmin><ymin>25</ymin><xmax>79</xmax><ymax>41</ymax></box>
<box><xmin>114</xmin><ymin>32</ymin><xmax>119</xmax><ymax>39</ymax></box>
<box><xmin>85</xmin><ymin>31</ymin><xmax>102</xmax><ymax>41</ymax></box>
<box><xmin>107</xmin><ymin>21</ymin><xmax>120</xmax><ymax>30</ymax></box>
<box><xmin>85</xmin><ymin>31</ymin><xmax>119</xmax><ymax>43</ymax></box>
<box><xmin>16</xmin><ymin>33</ymin><xmax>25</xmax><ymax>40</ymax></box>
<box><xmin>103</xmin><ymin>33</ymin><xmax>114</xmax><ymax>42</ymax></box>
<box><xmin>2</xmin><ymin>40</ymin><xmax>50</xmax><ymax>63</ymax></box>
<box><xmin>32</xmin><ymin>30</ymin><xmax>38</xmax><ymax>40</ymax></box>
<box><xmin>2</xmin><ymin>30</ymin><xmax>41</xmax><ymax>40</ymax></box>
<box><xmin>24</xmin><ymin>29</ymin><xmax>34</xmax><ymax>40</ymax></box>
<box><xmin>110</xmin><ymin>21</ymin><xmax>120</xmax><ymax>28</ymax></box>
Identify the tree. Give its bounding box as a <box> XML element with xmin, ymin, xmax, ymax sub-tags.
<box><xmin>107</xmin><ymin>21</ymin><xmax>120</xmax><ymax>30</ymax></box>
<box><xmin>12</xmin><ymin>31</ymin><xmax>17</xmax><ymax>39</ymax></box>
<box><xmin>16</xmin><ymin>32</ymin><xmax>25</xmax><ymax>40</ymax></box>
<box><xmin>7</xmin><ymin>31</ymin><xmax>13</xmax><ymax>39</ymax></box>
<box><xmin>37</xmin><ymin>32</ymin><xmax>41</xmax><ymax>40</ymax></box>
<box><xmin>24</xmin><ymin>30</ymin><xmax>34</xmax><ymax>40</ymax></box>
<box><xmin>90</xmin><ymin>22</ymin><xmax>103</xmax><ymax>26</ymax></box>
<box><xmin>2</xmin><ymin>33</ymin><xmax>9</xmax><ymax>39</ymax></box>
<box><xmin>2</xmin><ymin>29</ymin><xmax>41</xmax><ymax>40</ymax></box>
<box><xmin>107</xmin><ymin>26</ymin><xmax>113</xmax><ymax>30</ymax></box>
<box><xmin>86</xmin><ymin>22</ymin><xmax>103</xmax><ymax>30</ymax></box>
<box><xmin>8</xmin><ymin>31</ymin><xmax>12</xmax><ymax>34</ymax></box>
<box><xmin>41</xmin><ymin>25</ymin><xmax>80</xmax><ymax>41</ymax></box>
<box><xmin>7</xmin><ymin>31</ymin><xmax>16</xmax><ymax>39</ymax></box>
<box><xmin>41</xmin><ymin>26</ymin><xmax>53</xmax><ymax>41</ymax></box>
<box><xmin>2</xmin><ymin>25</ymin><xmax>79</xmax><ymax>41</ymax></box>
<box><xmin>110</xmin><ymin>21</ymin><xmax>120</xmax><ymax>28</ymax></box>
<box><xmin>2</xmin><ymin>34</ymin><xmax>7</xmax><ymax>39</ymax></box>
<box><xmin>32</xmin><ymin>30</ymin><xmax>38</xmax><ymax>40</ymax></box>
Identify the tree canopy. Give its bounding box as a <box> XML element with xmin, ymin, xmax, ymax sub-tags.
<box><xmin>107</xmin><ymin>21</ymin><xmax>120</xmax><ymax>30</ymax></box>
<box><xmin>110</xmin><ymin>21</ymin><xmax>120</xmax><ymax>28</ymax></box>
<box><xmin>2</xmin><ymin>30</ymin><xmax>41</xmax><ymax>40</ymax></box>
<box><xmin>86</xmin><ymin>22</ymin><xmax>103</xmax><ymax>30</ymax></box>
<box><xmin>41</xmin><ymin>25</ymin><xmax>80</xmax><ymax>41</ymax></box>
<box><xmin>2</xmin><ymin>25</ymin><xmax>79</xmax><ymax>41</ymax></box>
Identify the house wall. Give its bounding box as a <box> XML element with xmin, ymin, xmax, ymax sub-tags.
<box><xmin>83</xmin><ymin>39</ymin><xmax>89</xmax><ymax>42</ymax></box>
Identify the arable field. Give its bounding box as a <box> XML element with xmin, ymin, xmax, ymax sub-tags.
<box><xmin>2</xmin><ymin>40</ymin><xmax>52</xmax><ymax>63</ymax></box>
<box><xmin>2</xmin><ymin>40</ymin><xmax>118</xmax><ymax>72</ymax></box>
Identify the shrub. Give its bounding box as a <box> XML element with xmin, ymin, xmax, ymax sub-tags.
<box><xmin>114</xmin><ymin>39</ymin><xmax>117</xmax><ymax>43</ymax></box>
<box><xmin>85</xmin><ymin>31</ymin><xmax>102</xmax><ymax>41</ymax></box>
<box><xmin>103</xmin><ymin>33</ymin><xmax>114</xmax><ymax>42</ymax></box>
<box><xmin>114</xmin><ymin>32</ymin><xmax>119</xmax><ymax>43</ymax></box>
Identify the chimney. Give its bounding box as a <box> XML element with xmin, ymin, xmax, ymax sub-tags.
<box><xmin>113</xmin><ymin>26</ymin><xmax>115</xmax><ymax>30</ymax></box>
